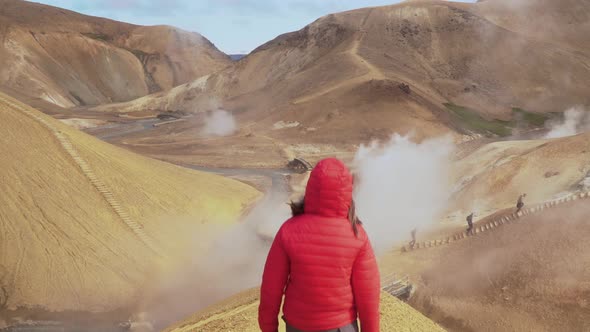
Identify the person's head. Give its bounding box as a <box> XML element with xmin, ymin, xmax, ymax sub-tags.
<box><xmin>289</xmin><ymin>158</ymin><xmax>361</xmax><ymax>235</ymax></box>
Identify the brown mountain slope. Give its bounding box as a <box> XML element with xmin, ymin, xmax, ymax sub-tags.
<box><xmin>0</xmin><ymin>92</ymin><xmax>259</xmax><ymax>318</ymax></box>
<box><xmin>381</xmin><ymin>199</ymin><xmax>590</xmax><ymax>331</ymax></box>
<box><xmin>163</xmin><ymin>288</ymin><xmax>445</xmax><ymax>332</ymax></box>
<box><xmin>0</xmin><ymin>0</ymin><xmax>230</xmax><ymax>107</ymax></box>
<box><xmin>450</xmin><ymin>132</ymin><xmax>590</xmax><ymax>214</ymax></box>
<box><xmin>475</xmin><ymin>0</ymin><xmax>590</xmax><ymax>55</ymax></box>
<box><xmin>93</xmin><ymin>0</ymin><xmax>590</xmax><ymax>168</ymax></box>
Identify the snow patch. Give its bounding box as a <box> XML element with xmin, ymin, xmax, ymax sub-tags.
<box><xmin>273</xmin><ymin>121</ymin><xmax>300</xmax><ymax>130</ymax></box>
<box><xmin>189</xmin><ymin>75</ymin><xmax>210</xmax><ymax>91</ymax></box>
<box><xmin>290</xmin><ymin>144</ymin><xmax>338</xmax><ymax>155</ymax></box>
<box><xmin>40</xmin><ymin>92</ymin><xmax>70</xmax><ymax>108</ymax></box>
<box><xmin>59</xmin><ymin>118</ymin><xmax>106</xmax><ymax>130</ymax></box>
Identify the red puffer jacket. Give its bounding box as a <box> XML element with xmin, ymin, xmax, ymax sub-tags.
<box><xmin>259</xmin><ymin>158</ymin><xmax>380</xmax><ymax>332</ymax></box>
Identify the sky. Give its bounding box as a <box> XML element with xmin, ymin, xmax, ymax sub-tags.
<box><xmin>31</xmin><ymin>0</ymin><xmax>475</xmax><ymax>54</ymax></box>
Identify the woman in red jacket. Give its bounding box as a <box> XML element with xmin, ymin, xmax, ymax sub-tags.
<box><xmin>259</xmin><ymin>158</ymin><xmax>380</xmax><ymax>332</ymax></box>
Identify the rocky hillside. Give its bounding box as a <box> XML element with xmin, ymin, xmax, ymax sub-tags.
<box><xmin>92</xmin><ymin>0</ymin><xmax>590</xmax><ymax>168</ymax></box>
<box><xmin>0</xmin><ymin>92</ymin><xmax>259</xmax><ymax>319</ymax></box>
<box><xmin>0</xmin><ymin>0</ymin><xmax>231</xmax><ymax>107</ymax></box>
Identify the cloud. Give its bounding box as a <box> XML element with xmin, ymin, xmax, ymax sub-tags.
<box><xmin>36</xmin><ymin>0</ymin><xmax>186</xmax><ymax>16</ymax></box>
<box><xmin>231</xmin><ymin>17</ymin><xmax>252</xmax><ymax>27</ymax></box>
<box><xmin>212</xmin><ymin>0</ymin><xmax>282</xmax><ymax>15</ymax></box>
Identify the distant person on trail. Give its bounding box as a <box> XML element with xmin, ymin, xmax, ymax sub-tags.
<box><xmin>259</xmin><ymin>158</ymin><xmax>380</xmax><ymax>332</ymax></box>
<box><xmin>516</xmin><ymin>194</ymin><xmax>527</xmax><ymax>213</ymax></box>
<box><xmin>409</xmin><ymin>228</ymin><xmax>417</xmax><ymax>248</ymax></box>
<box><xmin>466</xmin><ymin>213</ymin><xmax>474</xmax><ymax>236</ymax></box>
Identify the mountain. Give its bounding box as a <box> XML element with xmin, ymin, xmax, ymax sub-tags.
<box><xmin>385</xmin><ymin>199</ymin><xmax>590</xmax><ymax>331</ymax></box>
<box><xmin>0</xmin><ymin>0</ymin><xmax>231</xmax><ymax>107</ymax></box>
<box><xmin>475</xmin><ymin>0</ymin><xmax>590</xmax><ymax>55</ymax></box>
<box><xmin>90</xmin><ymin>0</ymin><xmax>590</xmax><ymax>168</ymax></box>
<box><xmin>229</xmin><ymin>54</ymin><xmax>247</xmax><ymax>61</ymax></box>
<box><xmin>451</xmin><ymin>132</ymin><xmax>590</xmax><ymax>214</ymax></box>
<box><xmin>0</xmin><ymin>92</ymin><xmax>259</xmax><ymax>320</ymax></box>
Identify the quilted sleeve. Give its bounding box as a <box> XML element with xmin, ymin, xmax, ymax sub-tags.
<box><xmin>259</xmin><ymin>227</ymin><xmax>290</xmax><ymax>332</ymax></box>
<box><xmin>351</xmin><ymin>235</ymin><xmax>380</xmax><ymax>332</ymax></box>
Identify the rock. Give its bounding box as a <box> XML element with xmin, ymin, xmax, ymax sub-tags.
<box><xmin>544</xmin><ymin>171</ymin><xmax>560</xmax><ymax>178</ymax></box>
<box><xmin>399</xmin><ymin>83</ymin><xmax>411</xmax><ymax>94</ymax></box>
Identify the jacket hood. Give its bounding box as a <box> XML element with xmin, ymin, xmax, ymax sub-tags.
<box><xmin>304</xmin><ymin>158</ymin><xmax>353</xmax><ymax>218</ymax></box>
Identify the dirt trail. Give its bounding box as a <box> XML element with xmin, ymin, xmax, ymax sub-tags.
<box><xmin>172</xmin><ymin>302</ymin><xmax>259</xmax><ymax>332</ymax></box>
<box><xmin>164</xmin><ymin>288</ymin><xmax>445</xmax><ymax>332</ymax></box>
<box><xmin>292</xmin><ymin>28</ymin><xmax>441</xmax><ymax>109</ymax></box>
<box><xmin>393</xmin><ymin>198</ymin><xmax>590</xmax><ymax>332</ymax></box>
<box><xmin>293</xmin><ymin>32</ymin><xmax>385</xmax><ymax>105</ymax></box>
<box><xmin>0</xmin><ymin>94</ymin><xmax>163</xmax><ymax>256</ymax></box>
<box><xmin>401</xmin><ymin>191</ymin><xmax>590</xmax><ymax>252</ymax></box>
<box><xmin>292</xmin><ymin>7</ymin><xmax>438</xmax><ymax>107</ymax></box>
<box><xmin>349</xmin><ymin>35</ymin><xmax>386</xmax><ymax>80</ymax></box>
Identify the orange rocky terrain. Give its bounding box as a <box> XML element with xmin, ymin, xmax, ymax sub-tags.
<box><xmin>2</xmin><ymin>0</ymin><xmax>589</xmax><ymax>330</ymax></box>
<box><xmin>90</xmin><ymin>0</ymin><xmax>590</xmax><ymax>168</ymax></box>
<box><xmin>449</xmin><ymin>132</ymin><xmax>590</xmax><ymax>215</ymax></box>
<box><xmin>381</xmin><ymin>195</ymin><xmax>590</xmax><ymax>332</ymax></box>
<box><xmin>161</xmin><ymin>176</ymin><xmax>590</xmax><ymax>332</ymax></box>
<box><xmin>0</xmin><ymin>0</ymin><xmax>231</xmax><ymax>108</ymax></box>
<box><xmin>475</xmin><ymin>0</ymin><xmax>590</xmax><ymax>55</ymax></box>
<box><xmin>0</xmin><ymin>92</ymin><xmax>260</xmax><ymax>326</ymax></box>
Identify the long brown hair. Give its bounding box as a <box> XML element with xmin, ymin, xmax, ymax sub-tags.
<box><xmin>289</xmin><ymin>199</ymin><xmax>362</xmax><ymax>236</ymax></box>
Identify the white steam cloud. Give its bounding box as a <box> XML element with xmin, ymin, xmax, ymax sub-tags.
<box><xmin>544</xmin><ymin>107</ymin><xmax>590</xmax><ymax>139</ymax></box>
<box><xmin>144</xmin><ymin>191</ymin><xmax>290</xmax><ymax>329</ymax></box>
<box><xmin>144</xmin><ymin>134</ymin><xmax>456</xmax><ymax>327</ymax></box>
<box><xmin>353</xmin><ymin>135</ymin><xmax>455</xmax><ymax>254</ymax></box>
<box><xmin>202</xmin><ymin>110</ymin><xmax>237</xmax><ymax>136</ymax></box>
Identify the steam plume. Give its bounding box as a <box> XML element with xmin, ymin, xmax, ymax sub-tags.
<box><xmin>545</xmin><ymin>107</ymin><xmax>590</xmax><ymax>139</ymax></box>
<box><xmin>353</xmin><ymin>135</ymin><xmax>455</xmax><ymax>254</ymax></box>
<box><xmin>145</xmin><ymin>191</ymin><xmax>290</xmax><ymax>329</ymax></box>
<box><xmin>202</xmin><ymin>110</ymin><xmax>236</xmax><ymax>136</ymax></box>
<box><xmin>145</xmin><ymin>135</ymin><xmax>456</xmax><ymax>327</ymax></box>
